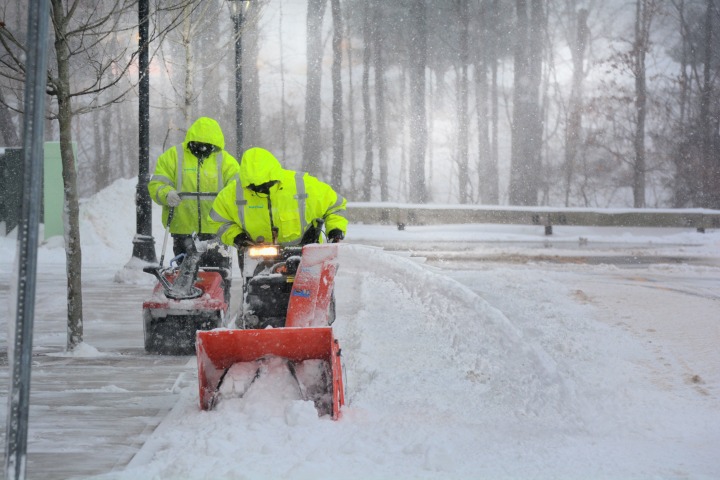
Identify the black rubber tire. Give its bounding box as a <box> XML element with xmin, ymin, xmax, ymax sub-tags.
<box><xmin>144</xmin><ymin>310</ymin><xmax>221</xmax><ymax>355</ymax></box>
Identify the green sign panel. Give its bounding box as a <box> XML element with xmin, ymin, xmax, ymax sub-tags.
<box><xmin>43</xmin><ymin>141</ymin><xmax>76</xmax><ymax>240</ymax></box>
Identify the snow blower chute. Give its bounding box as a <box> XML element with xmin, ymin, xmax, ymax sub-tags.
<box><xmin>196</xmin><ymin>243</ymin><xmax>345</xmax><ymax>419</ymax></box>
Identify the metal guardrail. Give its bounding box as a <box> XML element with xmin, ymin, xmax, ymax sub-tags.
<box><xmin>346</xmin><ymin>203</ymin><xmax>720</xmax><ymax>234</ymax></box>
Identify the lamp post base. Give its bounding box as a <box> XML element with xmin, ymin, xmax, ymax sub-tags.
<box><xmin>131</xmin><ymin>234</ymin><xmax>157</xmax><ymax>264</ymax></box>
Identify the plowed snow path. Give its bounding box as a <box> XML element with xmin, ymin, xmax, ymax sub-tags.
<box><xmin>105</xmin><ymin>246</ymin><xmax>720</xmax><ymax>479</ymax></box>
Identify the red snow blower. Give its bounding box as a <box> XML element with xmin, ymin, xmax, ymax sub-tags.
<box><xmin>142</xmin><ymin>210</ymin><xmax>230</xmax><ymax>355</ymax></box>
<box><xmin>196</xmin><ymin>242</ymin><xmax>345</xmax><ymax>419</ymax></box>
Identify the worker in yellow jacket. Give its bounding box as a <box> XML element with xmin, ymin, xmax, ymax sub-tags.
<box><xmin>148</xmin><ymin>117</ymin><xmax>240</xmax><ymax>271</ymax></box>
<box><xmin>209</xmin><ymin>147</ymin><xmax>347</xmax><ymax>251</ymax></box>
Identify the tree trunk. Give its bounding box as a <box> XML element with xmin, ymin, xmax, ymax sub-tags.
<box><xmin>243</xmin><ymin>0</ymin><xmax>264</xmax><ymax>148</ymax></box>
<box><xmin>279</xmin><ymin>0</ymin><xmax>288</xmax><ymax>159</ymax></box>
<box><xmin>677</xmin><ymin>0</ymin><xmax>688</xmax><ymax>135</ymax></box>
<box><xmin>302</xmin><ymin>0</ymin><xmax>327</xmax><ymax>175</ymax></box>
<box><xmin>102</xmin><ymin>104</ymin><xmax>114</xmax><ymax>180</ymax></box>
<box><xmin>408</xmin><ymin>0</ymin><xmax>428</xmax><ymax>204</ymax></box>
<box><xmin>398</xmin><ymin>64</ymin><xmax>408</xmax><ymax>200</ymax></box>
<box><xmin>427</xmin><ymin>72</ymin><xmax>434</xmax><ymax>200</ymax></box>
<box><xmin>344</xmin><ymin>2</ymin><xmax>357</xmax><ymax>195</ymax></box>
<box><xmin>509</xmin><ymin>0</ymin><xmax>544</xmax><ymax>206</ymax></box>
<box><xmin>700</xmin><ymin>0</ymin><xmax>718</xmax><ymax>207</ymax></box>
<box><xmin>330</xmin><ymin>0</ymin><xmax>345</xmax><ymax>189</ymax></box>
<box><xmin>563</xmin><ymin>7</ymin><xmax>589</xmax><ymax>206</ymax></box>
<box><xmin>361</xmin><ymin>1</ymin><xmax>374</xmax><ymax>201</ymax></box>
<box><xmin>182</xmin><ymin>5</ymin><xmax>194</xmax><ymax>125</ymax></box>
<box><xmin>51</xmin><ymin>0</ymin><xmax>84</xmax><ymax>350</ymax></box>
<box><xmin>0</xmin><ymin>88</ymin><xmax>20</xmax><ymax>146</ymax></box>
<box><xmin>633</xmin><ymin>0</ymin><xmax>649</xmax><ymax>208</ymax></box>
<box><xmin>93</xmin><ymin>108</ymin><xmax>104</xmax><ymax>191</ymax></box>
<box><xmin>475</xmin><ymin>42</ymin><xmax>492</xmax><ymax>204</ymax></box>
<box><xmin>373</xmin><ymin>3</ymin><xmax>389</xmax><ymax>201</ymax></box>
<box><xmin>456</xmin><ymin>0</ymin><xmax>470</xmax><ymax>203</ymax></box>
<box><xmin>487</xmin><ymin>0</ymin><xmax>500</xmax><ymax>204</ymax></box>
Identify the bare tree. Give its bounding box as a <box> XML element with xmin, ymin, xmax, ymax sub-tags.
<box><xmin>486</xmin><ymin>0</ymin><xmax>502</xmax><ymax>204</ymax></box>
<box><xmin>666</xmin><ymin>0</ymin><xmax>719</xmax><ymax>208</ymax></box>
<box><xmin>155</xmin><ymin>0</ymin><xmax>246</xmax><ymax>145</ymax></box>
<box><xmin>408</xmin><ymin>0</ymin><xmax>428</xmax><ymax>203</ymax></box>
<box><xmin>631</xmin><ymin>0</ymin><xmax>658</xmax><ymax>208</ymax></box>
<box><xmin>344</xmin><ymin>1</ymin><xmax>358</xmax><ymax>195</ymax></box>
<box><xmin>455</xmin><ymin>0</ymin><xmax>470</xmax><ymax>203</ymax></box>
<box><xmin>675</xmin><ymin>0</ymin><xmax>690</xmax><ymax>134</ymax></box>
<box><xmin>0</xmin><ymin>0</ymin><xmax>191</xmax><ymax>349</ymax></box>
<box><xmin>181</xmin><ymin>3</ymin><xmax>195</xmax><ymax>123</ymax></box>
<box><xmin>698</xmin><ymin>0</ymin><xmax>720</xmax><ymax>207</ymax></box>
<box><xmin>361</xmin><ymin>1</ymin><xmax>374</xmax><ymax>201</ymax></box>
<box><xmin>330</xmin><ymin>0</ymin><xmax>344</xmax><ymax>189</ymax></box>
<box><xmin>563</xmin><ymin>6</ymin><xmax>589</xmax><ymax>206</ymax></box>
<box><xmin>0</xmin><ymin>87</ymin><xmax>20</xmax><ymax>145</ymax></box>
<box><xmin>373</xmin><ymin>1</ymin><xmax>389</xmax><ymax>201</ymax></box>
<box><xmin>510</xmin><ymin>0</ymin><xmax>546</xmax><ymax>206</ymax></box>
<box><xmin>302</xmin><ymin>0</ymin><xmax>327</xmax><ymax>175</ymax></box>
<box><xmin>242</xmin><ymin>0</ymin><xmax>265</xmax><ymax>149</ymax></box>
<box><xmin>278</xmin><ymin>0</ymin><xmax>288</xmax><ymax>159</ymax></box>
<box><xmin>474</xmin><ymin>20</ymin><xmax>492</xmax><ymax>204</ymax></box>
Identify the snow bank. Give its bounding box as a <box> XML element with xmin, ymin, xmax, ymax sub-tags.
<box><xmin>96</xmin><ymin>244</ymin><xmax>719</xmax><ymax>480</ymax></box>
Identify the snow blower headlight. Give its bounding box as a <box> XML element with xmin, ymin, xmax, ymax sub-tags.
<box><xmin>247</xmin><ymin>245</ymin><xmax>280</xmax><ymax>258</ymax></box>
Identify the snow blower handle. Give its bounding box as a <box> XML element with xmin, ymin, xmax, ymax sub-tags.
<box><xmin>159</xmin><ymin>207</ymin><xmax>175</xmax><ymax>267</ymax></box>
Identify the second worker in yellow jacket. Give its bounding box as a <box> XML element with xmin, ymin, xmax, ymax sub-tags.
<box><xmin>208</xmin><ymin>147</ymin><xmax>347</xmax><ymax>251</ymax></box>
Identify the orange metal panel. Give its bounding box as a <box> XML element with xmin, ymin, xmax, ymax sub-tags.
<box><xmin>286</xmin><ymin>244</ymin><xmax>338</xmax><ymax>328</ymax></box>
<box><xmin>196</xmin><ymin>327</ymin><xmax>344</xmax><ymax>419</ymax></box>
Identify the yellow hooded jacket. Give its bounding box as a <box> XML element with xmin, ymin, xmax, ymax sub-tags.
<box><xmin>209</xmin><ymin>148</ymin><xmax>347</xmax><ymax>246</ymax></box>
<box><xmin>148</xmin><ymin>117</ymin><xmax>240</xmax><ymax>234</ymax></box>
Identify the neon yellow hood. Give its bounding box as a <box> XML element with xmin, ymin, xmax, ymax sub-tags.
<box><xmin>239</xmin><ymin>147</ymin><xmax>284</xmax><ymax>189</ymax></box>
<box><xmin>184</xmin><ymin>117</ymin><xmax>225</xmax><ymax>150</ymax></box>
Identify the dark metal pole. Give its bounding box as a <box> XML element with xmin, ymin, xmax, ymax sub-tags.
<box><xmin>233</xmin><ymin>6</ymin><xmax>244</xmax><ymax>155</ymax></box>
<box><xmin>4</xmin><ymin>0</ymin><xmax>49</xmax><ymax>478</ymax></box>
<box><xmin>132</xmin><ymin>0</ymin><xmax>157</xmax><ymax>262</ymax></box>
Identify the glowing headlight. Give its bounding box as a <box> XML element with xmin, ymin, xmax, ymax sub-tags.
<box><xmin>247</xmin><ymin>245</ymin><xmax>280</xmax><ymax>258</ymax></box>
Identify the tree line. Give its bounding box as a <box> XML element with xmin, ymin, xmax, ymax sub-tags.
<box><xmin>3</xmin><ymin>1</ymin><xmax>720</xmax><ymax>208</ymax></box>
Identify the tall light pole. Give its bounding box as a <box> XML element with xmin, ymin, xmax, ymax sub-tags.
<box><xmin>229</xmin><ymin>0</ymin><xmax>249</xmax><ymax>156</ymax></box>
<box><xmin>132</xmin><ymin>0</ymin><xmax>156</xmax><ymax>263</ymax></box>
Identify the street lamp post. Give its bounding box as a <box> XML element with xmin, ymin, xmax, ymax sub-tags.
<box><xmin>132</xmin><ymin>0</ymin><xmax>156</xmax><ymax>263</ymax></box>
<box><xmin>229</xmin><ymin>0</ymin><xmax>249</xmax><ymax>156</ymax></box>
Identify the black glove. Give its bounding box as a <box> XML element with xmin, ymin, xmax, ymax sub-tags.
<box><xmin>233</xmin><ymin>233</ymin><xmax>252</xmax><ymax>248</ymax></box>
<box><xmin>327</xmin><ymin>229</ymin><xmax>344</xmax><ymax>243</ymax></box>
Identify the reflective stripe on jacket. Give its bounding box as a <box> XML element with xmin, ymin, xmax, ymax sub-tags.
<box><xmin>148</xmin><ymin>117</ymin><xmax>240</xmax><ymax>234</ymax></box>
<box><xmin>209</xmin><ymin>147</ymin><xmax>347</xmax><ymax>246</ymax></box>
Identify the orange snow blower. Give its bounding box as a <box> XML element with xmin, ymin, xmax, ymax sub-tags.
<box><xmin>196</xmin><ymin>243</ymin><xmax>345</xmax><ymax>419</ymax></box>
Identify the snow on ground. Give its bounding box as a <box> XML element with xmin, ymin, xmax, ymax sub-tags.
<box><xmin>1</xmin><ymin>178</ymin><xmax>720</xmax><ymax>479</ymax></box>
